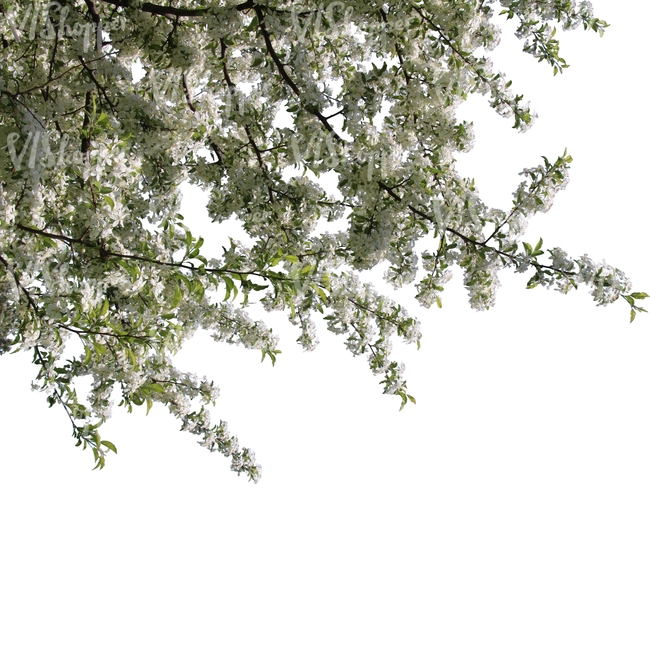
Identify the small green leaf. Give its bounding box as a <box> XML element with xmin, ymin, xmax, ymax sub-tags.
<box><xmin>96</xmin><ymin>113</ymin><xmax>111</xmax><ymax>129</ymax></box>
<box><xmin>171</xmin><ymin>285</ymin><xmax>183</xmax><ymax>309</ymax></box>
<box><xmin>313</xmin><ymin>284</ymin><xmax>328</xmax><ymax>303</ymax></box>
<box><xmin>102</xmin><ymin>440</ymin><xmax>118</xmax><ymax>454</ymax></box>
<box><xmin>224</xmin><ymin>276</ymin><xmax>236</xmax><ymax>301</ymax></box>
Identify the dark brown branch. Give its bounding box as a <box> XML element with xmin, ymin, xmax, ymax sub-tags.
<box><xmin>81</xmin><ymin>90</ymin><xmax>93</xmax><ymax>154</ymax></box>
<box><xmin>253</xmin><ymin>5</ymin><xmax>342</xmax><ymax>142</ymax></box>
<box><xmin>58</xmin><ymin>323</ymin><xmax>153</xmax><ymax>342</ymax></box>
<box><xmin>219</xmin><ymin>38</ymin><xmax>274</xmax><ymax>203</ymax></box>
<box><xmin>1</xmin><ymin>252</ymin><xmax>153</xmax><ymax>342</ymax></box>
<box><xmin>182</xmin><ymin>73</ymin><xmax>196</xmax><ymax>112</ymax></box>
<box><xmin>348</xmin><ymin>298</ymin><xmax>401</xmax><ymax>328</ymax></box>
<box><xmin>14</xmin><ymin>224</ymin><xmax>289</xmax><ymax>282</ymax></box>
<box><xmin>379</xmin><ymin>8</ymin><xmax>411</xmax><ymax>84</ymax></box>
<box><xmin>98</xmin><ymin>0</ymin><xmax>254</xmax><ymax>19</ymax></box>
<box><xmin>482</xmin><ymin>162</ymin><xmax>557</xmax><ymax>245</ymax></box>
<box><xmin>33</xmin><ymin>345</ymin><xmax>81</xmax><ymax>432</ymax></box>
<box><xmin>78</xmin><ymin>56</ymin><xmax>116</xmax><ymax>112</ymax></box>
<box><xmin>16</xmin><ymin>54</ymin><xmax>110</xmax><ymax>96</ymax></box>
<box><xmin>0</xmin><ymin>253</ymin><xmax>40</xmax><ymax>313</ymax></box>
<box><xmin>84</xmin><ymin>0</ymin><xmax>102</xmax><ymax>24</ymax></box>
<box><xmin>375</xmin><ymin>182</ymin><xmax>577</xmax><ymax>277</ymax></box>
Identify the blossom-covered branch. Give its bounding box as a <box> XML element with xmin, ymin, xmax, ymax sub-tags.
<box><xmin>0</xmin><ymin>0</ymin><xmax>643</xmax><ymax>480</ymax></box>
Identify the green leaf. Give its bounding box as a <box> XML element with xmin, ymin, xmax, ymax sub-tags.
<box><xmin>313</xmin><ymin>284</ymin><xmax>328</xmax><ymax>303</ymax></box>
<box><xmin>125</xmin><ymin>347</ymin><xmax>138</xmax><ymax>368</ymax></box>
<box><xmin>96</xmin><ymin>113</ymin><xmax>111</xmax><ymax>129</ymax></box>
<box><xmin>101</xmin><ymin>440</ymin><xmax>118</xmax><ymax>454</ymax></box>
<box><xmin>224</xmin><ymin>276</ymin><xmax>236</xmax><ymax>301</ymax></box>
<box><xmin>170</xmin><ymin>285</ymin><xmax>183</xmax><ymax>309</ymax></box>
<box><xmin>321</xmin><ymin>272</ymin><xmax>330</xmax><ymax>290</ymax></box>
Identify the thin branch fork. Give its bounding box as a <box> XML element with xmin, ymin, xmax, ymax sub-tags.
<box><xmin>376</xmin><ymin>181</ymin><xmax>578</xmax><ymax>278</ymax></box>
<box><xmin>252</xmin><ymin>5</ymin><xmax>343</xmax><ymax>142</ymax></box>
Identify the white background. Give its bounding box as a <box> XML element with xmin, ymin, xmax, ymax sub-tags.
<box><xmin>1</xmin><ymin>2</ymin><xmax>649</xmax><ymax>648</ymax></box>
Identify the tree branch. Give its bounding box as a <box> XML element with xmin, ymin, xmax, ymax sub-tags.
<box><xmin>253</xmin><ymin>5</ymin><xmax>342</xmax><ymax>141</ymax></box>
<box><xmin>98</xmin><ymin>0</ymin><xmax>254</xmax><ymax>19</ymax></box>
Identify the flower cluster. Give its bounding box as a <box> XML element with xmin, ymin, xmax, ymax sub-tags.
<box><xmin>0</xmin><ymin>0</ymin><xmax>642</xmax><ymax>479</ymax></box>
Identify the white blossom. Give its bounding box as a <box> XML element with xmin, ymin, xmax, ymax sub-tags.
<box><xmin>0</xmin><ymin>0</ymin><xmax>640</xmax><ymax>478</ymax></box>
